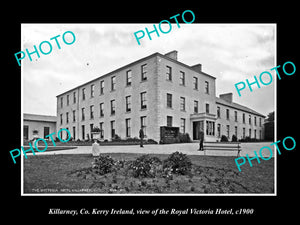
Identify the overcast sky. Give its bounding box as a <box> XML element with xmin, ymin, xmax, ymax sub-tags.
<box><xmin>22</xmin><ymin>23</ymin><xmax>275</xmax><ymax>117</ymax></box>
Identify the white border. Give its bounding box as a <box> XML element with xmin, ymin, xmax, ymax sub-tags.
<box><xmin>21</xmin><ymin>23</ymin><xmax>277</xmax><ymax>197</ymax></box>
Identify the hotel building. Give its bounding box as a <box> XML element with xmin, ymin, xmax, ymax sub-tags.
<box><xmin>56</xmin><ymin>50</ymin><xmax>265</xmax><ymax>142</ymax></box>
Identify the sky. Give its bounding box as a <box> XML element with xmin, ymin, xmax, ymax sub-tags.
<box><xmin>22</xmin><ymin>23</ymin><xmax>275</xmax><ymax>117</ymax></box>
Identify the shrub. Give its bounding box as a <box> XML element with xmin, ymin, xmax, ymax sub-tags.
<box><xmin>146</xmin><ymin>139</ymin><xmax>158</xmax><ymax>144</ymax></box>
<box><xmin>220</xmin><ymin>135</ymin><xmax>228</xmax><ymax>142</ymax></box>
<box><xmin>163</xmin><ymin>151</ymin><xmax>192</xmax><ymax>175</ymax></box>
<box><xmin>178</xmin><ymin>133</ymin><xmax>192</xmax><ymax>143</ymax></box>
<box><xmin>231</xmin><ymin>135</ymin><xmax>237</xmax><ymax>142</ymax></box>
<box><xmin>92</xmin><ymin>155</ymin><xmax>115</xmax><ymax>175</ymax></box>
<box><xmin>112</xmin><ymin>134</ymin><xmax>121</xmax><ymax>141</ymax></box>
<box><xmin>129</xmin><ymin>155</ymin><xmax>162</xmax><ymax>178</ymax></box>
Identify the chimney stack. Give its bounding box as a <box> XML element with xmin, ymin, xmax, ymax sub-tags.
<box><xmin>191</xmin><ymin>64</ymin><xmax>202</xmax><ymax>73</ymax></box>
<box><xmin>164</xmin><ymin>50</ymin><xmax>178</xmax><ymax>60</ymax></box>
<box><xmin>219</xmin><ymin>93</ymin><xmax>233</xmax><ymax>103</ymax></box>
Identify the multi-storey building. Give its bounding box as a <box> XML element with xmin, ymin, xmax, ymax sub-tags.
<box><xmin>56</xmin><ymin>50</ymin><xmax>265</xmax><ymax>142</ymax></box>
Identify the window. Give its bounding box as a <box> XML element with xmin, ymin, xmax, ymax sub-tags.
<box><xmin>206</xmin><ymin>121</ymin><xmax>215</xmax><ymax>136</ymax></box>
<box><xmin>111</xmin><ymin>100</ymin><xmax>116</xmax><ymax>115</ymax></box>
<box><xmin>72</xmin><ymin>126</ymin><xmax>76</xmax><ymax>140</ymax></box>
<box><xmin>259</xmin><ymin>130</ymin><xmax>262</xmax><ymax>140</ymax></box>
<box><xmin>243</xmin><ymin>113</ymin><xmax>245</xmax><ymax>123</ymax></box>
<box><xmin>194</xmin><ymin>101</ymin><xmax>198</xmax><ymax>113</ymax></box>
<box><xmin>226</xmin><ymin>125</ymin><xmax>230</xmax><ymax>138</ymax></box>
<box><xmin>193</xmin><ymin>77</ymin><xmax>198</xmax><ymax>90</ymax></box>
<box><xmin>180</xmin><ymin>118</ymin><xmax>186</xmax><ymax>133</ymax></box>
<box><xmin>234</xmin><ymin>111</ymin><xmax>238</xmax><ymax>122</ymax></box>
<box><xmin>206</xmin><ymin>103</ymin><xmax>210</xmax><ymax>114</ymax></box>
<box><xmin>254</xmin><ymin>129</ymin><xmax>257</xmax><ymax>139</ymax></box>
<box><xmin>126</xmin><ymin>70</ymin><xmax>132</xmax><ymax>86</ymax></box>
<box><xmin>100</xmin><ymin>103</ymin><xmax>104</xmax><ymax>117</ymax></box>
<box><xmin>82</xmin><ymin>88</ymin><xmax>86</xmax><ymax>100</ymax></box>
<box><xmin>66</xmin><ymin>112</ymin><xmax>69</xmax><ymax>123</ymax></box>
<box><xmin>60</xmin><ymin>97</ymin><xmax>63</xmax><ymax>108</ymax></box>
<box><xmin>125</xmin><ymin>96</ymin><xmax>131</xmax><ymax>112</ymax></box>
<box><xmin>141</xmin><ymin>64</ymin><xmax>147</xmax><ymax>81</ymax></box>
<box><xmin>217</xmin><ymin>124</ymin><xmax>221</xmax><ymax>138</ymax></box>
<box><xmin>91</xmin><ymin>84</ymin><xmax>95</xmax><ymax>98</ymax></box>
<box><xmin>249</xmin><ymin>115</ymin><xmax>251</xmax><ymax>124</ymax></box>
<box><xmin>81</xmin><ymin>108</ymin><xmax>85</xmax><ymax>121</ymax></box>
<box><xmin>111</xmin><ymin>120</ymin><xmax>115</xmax><ymax>138</ymax></box>
<box><xmin>82</xmin><ymin>125</ymin><xmax>85</xmax><ymax>140</ymax></box>
<box><xmin>111</xmin><ymin>76</ymin><xmax>116</xmax><ymax>91</ymax></box>
<box><xmin>90</xmin><ymin>105</ymin><xmax>94</xmax><ymax>119</ymax></box>
<box><xmin>243</xmin><ymin>128</ymin><xmax>246</xmax><ymax>138</ymax></box>
<box><xmin>259</xmin><ymin>117</ymin><xmax>262</xmax><ymax>127</ymax></box>
<box><xmin>126</xmin><ymin>118</ymin><xmax>131</xmax><ymax>137</ymax></box>
<box><xmin>226</xmin><ymin>109</ymin><xmax>230</xmax><ymax>120</ymax></box>
<box><xmin>140</xmin><ymin>116</ymin><xmax>147</xmax><ymax>136</ymax></box>
<box><xmin>249</xmin><ymin>128</ymin><xmax>251</xmax><ymax>138</ymax></box>
<box><xmin>235</xmin><ymin>126</ymin><xmax>238</xmax><ymax>137</ymax></box>
<box><xmin>67</xmin><ymin>95</ymin><xmax>69</xmax><ymax>106</ymax></box>
<box><xmin>141</xmin><ymin>92</ymin><xmax>147</xmax><ymax>109</ymax></box>
<box><xmin>167</xmin><ymin>93</ymin><xmax>172</xmax><ymax>108</ymax></box>
<box><xmin>254</xmin><ymin>116</ymin><xmax>257</xmax><ymax>126</ymax></box>
<box><xmin>99</xmin><ymin>122</ymin><xmax>104</xmax><ymax>139</ymax></box>
<box><xmin>100</xmin><ymin>80</ymin><xmax>104</xmax><ymax>95</ymax></box>
<box><xmin>166</xmin><ymin>66</ymin><xmax>172</xmax><ymax>81</ymax></box>
<box><xmin>44</xmin><ymin>127</ymin><xmax>50</xmax><ymax>139</ymax></box>
<box><xmin>60</xmin><ymin>114</ymin><xmax>63</xmax><ymax>124</ymax></box>
<box><xmin>180</xmin><ymin>71</ymin><xmax>185</xmax><ymax>85</ymax></box>
<box><xmin>205</xmin><ymin>81</ymin><xmax>209</xmax><ymax>94</ymax></box>
<box><xmin>73</xmin><ymin>91</ymin><xmax>76</xmax><ymax>104</ymax></box>
<box><xmin>24</xmin><ymin>125</ymin><xmax>29</xmax><ymax>140</ymax></box>
<box><xmin>73</xmin><ymin>110</ymin><xmax>76</xmax><ymax>122</ymax></box>
<box><xmin>90</xmin><ymin>124</ymin><xmax>94</xmax><ymax>139</ymax></box>
<box><xmin>167</xmin><ymin>116</ymin><xmax>173</xmax><ymax>127</ymax></box>
<box><xmin>180</xmin><ymin>97</ymin><xmax>185</xmax><ymax>111</ymax></box>
<box><xmin>217</xmin><ymin>106</ymin><xmax>220</xmax><ymax>118</ymax></box>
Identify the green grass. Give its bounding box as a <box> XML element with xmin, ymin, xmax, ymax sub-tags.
<box><xmin>23</xmin><ymin>153</ymin><xmax>274</xmax><ymax>194</ymax></box>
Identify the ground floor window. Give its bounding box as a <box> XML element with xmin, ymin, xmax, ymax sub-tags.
<box><xmin>217</xmin><ymin>123</ymin><xmax>221</xmax><ymax>138</ymax></box>
<box><xmin>226</xmin><ymin>125</ymin><xmax>230</xmax><ymax>138</ymax></box>
<box><xmin>24</xmin><ymin>125</ymin><xmax>28</xmax><ymax>140</ymax></box>
<box><xmin>206</xmin><ymin>121</ymin><xmax>215</xmax><ymax>136</ymax></box>
<box><xmin>180</xmin><ymin>118</ymin><xmax>185</xmax><ymax>133</ymax></box>
<box><xmin>126</xmin><ymin>118</ymin><xmax>131</xmax><ymax>137</ymax></box>
<box><xmin>140</xmin><ymin>116</ymin><xmax>147</xmax><ymax>136</ymax></box>
<box><xmin>111</xmin><ymin>120</ymin><xmax>115</xmax><ymax>138</ymax></box>
<box><xmin>234</xmin><ymin>126</ymin><xmax>238</xmax><ymax>137</ymax></box>
<box><xmin>99</xmin><ymin>122</ymin><xmax>104</xmax><ymax>139</ymax></box>
<box><xmin>73</xmin><ymin>126</ymin><xmax>76</xmax><ymax>140</ymax></box>
<box><xmin>43</xmin><ymin>126</ymin><xmax>50</xmax><ymax>139</ymax></box>
<box><xmin>82</xmin><ymin>125</ymin><xmax>85</xmax><ymax>140</ymax></box>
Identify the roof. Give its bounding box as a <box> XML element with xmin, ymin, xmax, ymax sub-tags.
<box><xmin>216</xmin><ymin>97</ymin><xmax>265</xmax><ymax>117</ymax></box>
<box><xmin>23</xmin><ymin>113</ymin><xmax>57</xmax><ymax>123</ymax></box>
<box><xmin>56</xmin><ymin>51</ymin><xmax>216</xmax><ymax>97</ymax></box>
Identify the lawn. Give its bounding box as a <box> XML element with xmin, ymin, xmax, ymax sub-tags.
<box><xmin>23</xmin><ymin>153</ymin><xmax>274</xmax><ymax>194</ymax></box>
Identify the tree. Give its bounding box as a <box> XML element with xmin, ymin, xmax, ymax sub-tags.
<box><xmin>264</xmin><ymin>111</ymin><xmax>274</xmax><ymax>141</ymax></box>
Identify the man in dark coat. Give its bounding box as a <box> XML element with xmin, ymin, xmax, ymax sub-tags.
<box><xmin>198</xmin><ymin>128</ymin><xmax>204</xmax><ymax>151</ymax></box>
<box><xmin>139</xmin><ymin>127</ymin><xmax>144</xmax><ymax>147</ymax></box>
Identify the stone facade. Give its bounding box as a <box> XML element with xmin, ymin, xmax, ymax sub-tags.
<box><xmin>56</xmin><ymin>51</ymin><xmax>265</xmax><ymax>142</ymax></box>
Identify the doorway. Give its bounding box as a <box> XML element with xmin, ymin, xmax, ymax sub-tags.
<box><xmin>193</xmin><ymin>121</ymin><xmax>204</xmax><ymax>140</ymax></box>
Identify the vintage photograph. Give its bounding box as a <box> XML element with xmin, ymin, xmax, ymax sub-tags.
<box><xmin>21</xmin><ymin>23</ymin><xmax>276</xmax><ymax>195</ymax></box>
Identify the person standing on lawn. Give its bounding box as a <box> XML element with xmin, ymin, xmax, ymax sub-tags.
<box><xmin>198</xmin><ymin>128</ymin><xmax>204</xmax><ymax>151</ymax></box>
<box><xmin>139</xmin><ymin>126</ymin><xmax>144</xmax><ymax>148</ymax></box>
